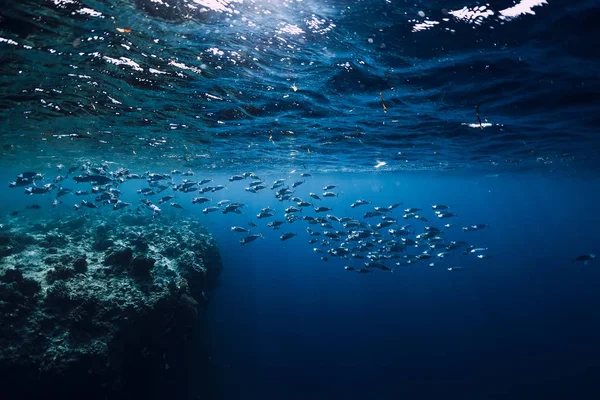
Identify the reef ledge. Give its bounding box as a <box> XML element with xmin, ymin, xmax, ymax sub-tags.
<box><xmin>0</xmin><ymin>213</ymin><xmax>222</xmax><ymax>400</ymax></box>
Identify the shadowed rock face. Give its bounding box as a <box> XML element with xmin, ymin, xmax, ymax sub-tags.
<box><xmin>0</xmin><ymin>214</ymin><xmax>222</xmax><ymax>400</ymax></box>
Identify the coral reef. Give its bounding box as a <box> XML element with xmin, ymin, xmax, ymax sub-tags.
<box><xmin>0</xmin><ymin>213</ymin><xmax>222</xmax><ymax>400</ymax></box>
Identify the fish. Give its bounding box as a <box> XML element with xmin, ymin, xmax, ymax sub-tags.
<box><xmin>314</xmin><ymin>206</ymin><xmax>332</xmax><ymax>213</ymax></box>
<box><xmin>56</xmin><ymin>187</ymin><xmax>72</xmax><ymax>198</ymax></box>
<box><xmin>268</xmin><ymin>221</ymin><xmax>286</xmax><ymax>230</ymax></box>
<box><xmin>146</xmin><ymin>172</ymin><xmax>170</xmax><ymax>182</ymax></box>
<box><xmin>469</xmin><ymin>247</ymin><xmax>488</xmax><ymax>254</ymax></box>
<box><xmin>113</xmin><ymin>201</ymin><xmax>131</xmax><ymax>210</ymax></box>
<box><xmin>8</xmin><ymin>177</ymin><xmax>34</xmax><ymax>188</ymax></box>
<box><xmin>66</xmin><ymin>166</ymin><xmax>79</xmax><ymax>176</ymax></box>
<box><xmin>231</xmin><ymin>226</ymin><xmax>249</xmax><ymax>233</ymax></box>
<box><xmin>72</xmin><ymin>175</ymin><xmax>113</xmax><ymax>184</ymax></box>
<box><xmin>240</xmin><ymin>233</ymin><xmax>263</xmax><ymax>246</ymax></box>
<box><xmin>436</xmin><ymin>212</ymin><xmax>456</xmax><ymax>219</ymax></box>
<box><xmin>280</xmin><ymin>232</ymin><xmax>297</xmax><ymax>241</ymax></box>
<box><xmin>575</xmin><ymin>254</ymin><xmax>596</xmax><ymax>265</ymax></box>
<box><xmin>257</xmin><ymin>211</ymin><xmax>275</xmax><ymax>219</ymax></box>
<box><xmin>463</xmin><ymin>224</ymin><xmax>488</xmax><ymax>232</ymax></box>
<box><xmin>292</xmin><ymin>180</ymin><xmax>305</xmax><ymax>188</ymax></box>
<box><xmin>18</xmin><ymin>172</ymin><xmax>43</xmax><ymax>180</ymax></box>
<box><xmin>170</xmin><ymin>202</ymin><xmax>184</xmax><ymax>209</ymax></box>
<box><xmin>158</xmin><ymin>196</ymin><xmax>175</xmax><ymax>204</ymax></box>
<box><xmin>81</xmin><ymin>200</ymin><xmax>97</xmax><ymax>208</ymax></box>
<box><xmin>25</xmin><ymin>184</ymin><xmax>55</xmax><ymax>195</ymax></box>
<box><xmin>192</xmin><ymin>197</ymin><xmax>211</xmax><ymax>204</ymax></box>
<box><xmin>202</xmin><ymin>206</ymin><xmax>220</xmax><ymax>214</ymax></box>
<box><xmin>222</xmin><ymin>204</ymin><xmax>243</xmax><ymax>214</ymax></box>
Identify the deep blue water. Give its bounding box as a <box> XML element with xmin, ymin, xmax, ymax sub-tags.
<box><xmin>1</xmin><ymin>0</ymin><xmax>600</xmax><ymax>398</ymax></box>
<box><xmin>203</xmin><ymin>173</ymin><xmax>600</xmax><ymax>399</ymax></box>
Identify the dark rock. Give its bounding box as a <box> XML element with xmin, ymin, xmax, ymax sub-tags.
<box><xmin>131</xmin><ymin>255</ymin><xmax>156</xmax><ymax>276</ymax></box>
<box><xmin>73</xmin><ymin>257</ymin><xmax>88</xmax><ymax>273</ymax></box>
<box><xmin>93</xmin><ymin>237</ymin><xmax>114</xmax><ymax>251</ymax></box>
<box><xmin>0</xmin><ymin>283</ymin><xmax>26</xmax><ymax>304</ymax></box>
<box><xmin>104</xmin><ymin>247</ymin><xmax>133</xmax><ymax>267</ymax></box>
<box><xmin>44</xmin><ymin>281</ymin><xmax>73</xmax><ymax>309</ymax></box>
<box><xmin>12</xmin><ymin>233</ymin><xmax>36</xmax><ymax>246</ymax></box>
<box><xmin>46</xmin><ymin>265</ymin><xmax>75</xmax><ymax>283</ymax></box>
<box><xmin>0</xmin><ymin>233</ymin><xmax>10</xmax><ymax>246</ymax></box>
<box><xmin>162</xmin><ymin>246</ymin><xmax>181</xmax><ymax>258</ymax></box>
<box><xmin>0</xmin><ymin>233</ymin><xmax>34</xmax><ymax>258</ymax></box>
<box><xmin>67</xmin><ymin>299</ymin><xmax>99</xmax><ymax>331</ymax></box>
<box><xmin>39</xmin><ymin>233</ymin><xmax>68</xmax><ymax>248</ymax></box>
<box><xmin>95</xmin><ymin>223</ymin><xmax>110</xmax><ymax>236</ymax></box>
<box><xmin>1</xmin><ymin>217</ymin><xmax>224</xmax><ymax>400</ymax></box>
<box><xmin>131</xmin><ymin>237</ymin><xmax>149</xmax><ymax>251</ymax></box>
<box><xmin>18</xmin><ymin>278</ymin><xmax>41</xmax><ymax>298</ymax></box>
<box><xmin>44</xmin><ymin>256</ymin><xmax>59</xmax><ymax>265</ymax></box>
<box><xmin>1</xmin><ymin>268</ymin><xmax>23</xmax><ymax>283</ymax></box>
<box><xmin>177</xmin><ymin>251</ymin><xmax>207</xmax><ymax>298</ymax></box>
<box><xmin>63</xmin><ymin>216</ymin><xmax>87</xmax><ymax>231</ymax></box>
<box><xmin>0</xmin><ymin>269</ymin><xmax>39</xmax><ymax>300</ymax></box>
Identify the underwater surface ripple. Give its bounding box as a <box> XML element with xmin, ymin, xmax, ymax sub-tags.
<box><xmin>0</xmin><ymin>0</ymin><xmax>599</xmax><ymax>172</ymax></box>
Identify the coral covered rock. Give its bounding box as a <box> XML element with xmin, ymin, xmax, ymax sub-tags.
<box><xmin>0</xmin><ymin>214</ymin><xmax>222</xmax><ymax>400</ymax></box>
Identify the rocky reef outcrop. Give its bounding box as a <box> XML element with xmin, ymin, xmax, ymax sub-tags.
<box><xmin>0</xmin><ymin>213</ymin><xmax>222</xmax><ymax>400</ymax></box>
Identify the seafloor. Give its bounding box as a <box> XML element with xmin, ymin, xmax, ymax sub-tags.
<box><xmin>0</xmin><ymin>211</ymin><xmax>222</xmax><ymax>399</ymax></box>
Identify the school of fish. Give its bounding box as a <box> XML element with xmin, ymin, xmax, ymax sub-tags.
<box><xmin>7</xmin><ymin>163</ymin><xmax>596</xmax><ymax>273</ymax></box>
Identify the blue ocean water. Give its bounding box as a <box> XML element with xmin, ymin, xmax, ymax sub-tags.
<box><xmin>1</xmin><ymin>0</ymin><xmax>600</xmax><ymax>398</ymax></box>
<box><xmin>205</xmin><ymin>172</ymin><xmax>600</xmax><ymax>399</ymax></box>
